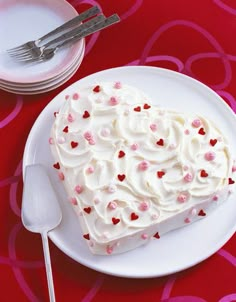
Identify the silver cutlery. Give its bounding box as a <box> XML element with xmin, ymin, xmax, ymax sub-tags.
<box><xmin>22</xmin><ymin>164</ymin><xmax>62</xmax><ymax>302</ymax></box>
<box><xmin>7</xmin><ymin>5</ymin><xmax>100</xmax><ymax>56</ymax></box>
<box><xmin>10</xmin><ymin>14</ymin><xmax>106</xmax><ymax>61</ymax></box>
<box><xmin>11</xmin><ymin>14</ymin><xmax>120</xmax><ymax>63</ymax></box>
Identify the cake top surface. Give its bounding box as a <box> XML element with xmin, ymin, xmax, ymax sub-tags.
<box><xmin>50</xmin><ymin>81</ymin><xmax>234</xmax><ymax>253</ymax></box>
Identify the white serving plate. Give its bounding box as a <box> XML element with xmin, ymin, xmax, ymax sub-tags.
<box><xmin>22</xmin><ymin>66</ymin><xmax>236</xmax><ymax>278</ymax></box>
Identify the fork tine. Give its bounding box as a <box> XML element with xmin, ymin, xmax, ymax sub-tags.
<box><xmin>8</xmin><ymin>51</ymin><xmax>34</xmax><ymax>59</ymax></box>
<box><xmin>7</xmin><ymin>45</ymin><xmax>27</xmax><ymax>53</ymax></box>
<box><xmin>13</xmin><ymin>55</ymin><xmax>41</xmax><ymax>63</ymax></box>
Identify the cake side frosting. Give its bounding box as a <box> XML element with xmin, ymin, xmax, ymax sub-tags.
<box><xmin>50</xmin><ymin>82</ymin><xmax>235</xmax><ymax>255</ymax></box>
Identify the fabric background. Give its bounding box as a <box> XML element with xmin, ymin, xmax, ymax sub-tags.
<box><xmin>0</xmin><ymin>1</ymin><xmax>236</xmax><ymax>301</ymax></box>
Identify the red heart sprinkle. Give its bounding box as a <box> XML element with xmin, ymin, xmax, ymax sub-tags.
<box><xmin>198</xmin><ymin>127</ymin><xmax>206</xmax><ymax>135</ymax></box>
<box><xmin>143</xmin><ymin>103</ymin><xmax>151</xmax><ymax>109</ymax></box>
<box><xmin>134</xmin><ymin>106</ymin><xmax>141</xmax><ymax>112</ymax></box>
<box><xmin>229</xmin><ymin>178</ymin><xmax>235</xmax><ymax>185</ymax></box>
<box><xmin>210</xmin><ymin>139</ymin><xmax>217</xmax><ymax>146</ymax></box>
<box><xmin>118</xmin><ymin>150</ymin><xmax>125</xmax><ymax>158</ymax></box>
<box><xmin>83</xmin><ymin>111</ymin><xmax>90</xmax><ymax>118</ymax></box>
<box><xmin>118</xmin><ymin>174</ymin><xmax>126</xmax><ymax>181</ymax></box>
<box><xmin>130</xmin><ymin>212</ymin><xmax>139</xmax><ymax>221</ymax></box>
<box><xmin>112</xmin><ymin>217</ymin><xmax>120</xmax><ymax>225</ymax></box>
<box><xmin>153</xmin><ymin>232</ymin><xmax>160</xmax><ymax>239</ymax></box>
<box><xmin>63</xmin><ymin>126</ymin><xmax>69</xmax><ymax>133</ymax></box>
<box><xmin>156</xmin><ymin>139</ymin><xmax>164</xmax><ymax>146</ymax></box>
<box><xmin>83</xmin><ymin>233</ymin><xmax>90</xmax><ymax>240</ymax></box>
<box><xmin>83</xmin><ymin>207</ymin><xmax>92</xmax><ymax>214</ymax></box>
<box><xmin>157</xmin><ymin>171</ymin><xmax>165</xmax><ymax>178</ymax></box>
<box><xmin>71</xmin><ymin>141</ymin><xmax>78</xmax><ymax>148</ymax></box>
<box><xmin>93</xmin><ymin>85</ymin><xmax>101</xmax><ymax>93</ymax></box>
<box><xmin>53</xmin><ymin>162</ymin><xmax>60</xmax><ymax>170</ymax></box>
<box><xmin>198</xmin><ymin>209</ymin><xmax>206</xmax><ymax>216</ymax></box>
<box><xmin>200</xmin><ymin>170</ymin><xmax>208</xmax><ymax>177</ymax></box>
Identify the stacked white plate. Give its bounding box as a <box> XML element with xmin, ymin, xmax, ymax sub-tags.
<box><xmin>0</xmin><ymin>0</ymin><xmax>85</xmax><ymax>94</ymax></box>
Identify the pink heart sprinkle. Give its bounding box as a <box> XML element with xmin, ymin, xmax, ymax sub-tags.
<box><xmin>131</xmin><ymin>143</ymin><xmax>138</xmax><ymax>150</ymax></box>
<box><xmin>184</xmin><ymin>129</ymin><xmax>190</xmax><ymax>135</ymax></box>
<box><xmin>232</xmin><ymin>166</ymin><xmax>236</xmax><ymax>173</ymax></box>
<box><xmin>89</xmin><ymin>139</ymin><xmax>96</xmax><ymax>145</ymax></box>
<box><xmin>138</xmin><ymin>160</ymin><xmax>149</xmax><ymax>171</ymax></box>
<box><xmin>48</xmin><ymin>137</ymin><xmax>54</xmax><ymax>144</ymax></box>
<box><xmin>139</xmin><ymin>201</ymin><xmax>149</xmax><ymax>211</ymax></box>
<box><xmin>177</xmin><ymin>194</ymin><xmax>187</xmax><ymax>203</ymax></box>
<box><xmin>84</xmin><ymin>131</ymin><xmax>93</xmax><ymax>141</ymax></box>
<box><xmin>184</xmin><ymin>173</ymin><xmax>193</xmax><ymax>182</ymax></box>
<box><xmin>87</xmin><ymin>166</ymin><xmax>94</xmax><ymax>174</ymax></box>
<box><xmin>67</xmin><ymin>113</ymin><xmax>75</xmax><ymax>123</ymax></box>
<box><xmin>212</xmin><ymin>195</ymin><xmax>218</xmax><ymax>201</ymax></box>
<box><xmin>150</xmin><ymin>124</ymin><xmax>157</xmax><ymax>132</ymax></box>
<box><xmin>109</xmin><ymin>96</ymin><xmax>119</xmax><ymax>106</ymax></box>
<box><xmin>58</xmin><ymin>172</ymin><xmax>64</xmax><ymax>181</ymax></box>
<box><xmin>70</xmin><ymin>197</ymin><xmax>77</xmax><ymax>205</ymax></box>
<box><xmin>108</xmin><ymin>201</ymin><xmax>117</xmax><ymax>210</ymax></box>
<box><xmin>192</xmin><ymin>119</ymin><xmax>201</xmax><ymax>128</ymax></box>
<box><xmin>72</xmin><ymin>93</ymin><xmax>79</xmax><ymax>100</ymax></box>
<box><xmin>141</xmin><ymin>233</ymin><xmax>148</xmax><ymax>240</ymax></box>
<box><xmin>184</xmin><ymin>218</ymin><xmax>191</xmax><ymax>223</ymax></box>
<box><xmin>114</xmin><ymin>81</ymin><xmax>122</xmax><ymax>89</ymax></box>
<box><xmin>106</xmin><ymin>246</ymin><xmax>113</xmax><ymax>254</ymax></box>
<box><xmin>205</xmin><ymin>151</ymin><xmax>215</xmax><ymax>161</ymax></box>
<box><xmin>75</xmin><ymin>185</ymin><xmax>83</xmax><ymax>194</ymax></box>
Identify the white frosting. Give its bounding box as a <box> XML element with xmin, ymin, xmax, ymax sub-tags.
<box><xmin>50</xmin><ymin>82</ymin><xmax>235</xmax><ymax>255</ymax></box>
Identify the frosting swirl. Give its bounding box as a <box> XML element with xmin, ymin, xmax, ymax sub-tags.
<box><xmin>50</xmin><ymin>82</ymin><xmax>234</xmax><ymax>255</ymax></box>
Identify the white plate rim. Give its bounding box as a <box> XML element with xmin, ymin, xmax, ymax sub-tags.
<box><xmin>0</xmin><ymin>43</ymin><xmax>85</xmax><ymax>94</ymax></box>
<box><xmin>22</xmin><ymin>66</ymin><xmax>236</xmax><ymax>278</ymax></box>
<box><xmin>0</xmin><ymin>39</ymin><xmax>85</xmax><ymax>88</ymax></box>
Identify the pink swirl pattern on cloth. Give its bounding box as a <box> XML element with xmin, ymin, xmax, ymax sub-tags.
<box><xmin>0</xmin><ymin>0</ymin><xmax>235</xmax><ymax>301</ymax></box>
<box><xmin>219</xmin><ymin>293</ymin><xmax>236</xmax><ymax>302</ymax></box>
<box><xmin>139</xmin><ymin>20</ymin><xmax>232</xmax><ymax>91</ymax></box>
<box><xmin>214</xmin><ymin>0</ymin><xmax>236</xmax><ymax>15</ymax></box>
<box><xmin>81</xmin><ymin>275</ymin><xmax>105</xmax><ymax>302</ymax></box>
<box><xmin>9</xmin><ymin>160</ymin><xmax>22</xmax><ymax>217</ymax></box>
<box><xmin>0</xmin><ymin>95</ymin><xmax>23</xmax><ymax>128</ymax></box>
<box><xmin>218</xmin><ymin>249</ymin><xmax>236</xmax><ymax>267</ymax></box>
<box><xmin>8</xmin><ymin>224</ymin><xmax>42</xmax><ymax>302</ymax></box>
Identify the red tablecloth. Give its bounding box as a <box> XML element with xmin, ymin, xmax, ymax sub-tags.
<box><xmin>1</xmin><ymin>0</ymin><xmax>236</xmax><ymax>301</ymax></box>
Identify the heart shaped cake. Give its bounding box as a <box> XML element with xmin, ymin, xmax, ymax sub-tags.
<box><xmin>50</xmin><ymin>81</ymin><xmax>235</xmax><ymax>255</ymax></box>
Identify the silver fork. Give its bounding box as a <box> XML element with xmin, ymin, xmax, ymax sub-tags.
<box><xmin>7</xmin><ymin>6</ymin><xmax>100</xmax><ymax>55</ymax></box>
<box><xmin>12</xmin><ymin>14</ymin><xmax>120</xmax><ymax>63</ymax></box>
<box><xmin>9</xmin><ymin>14</ymin><xmax>106</xmax><ymax>61</ymax></box>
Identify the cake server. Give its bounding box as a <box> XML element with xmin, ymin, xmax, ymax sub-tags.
<box><xmin>22</xmin><ymin>164</ymin><xmax>62</xmax><ymax>302</ymax></box>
